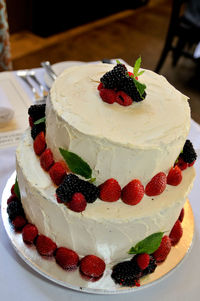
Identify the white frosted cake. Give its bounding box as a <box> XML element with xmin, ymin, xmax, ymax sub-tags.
<box><xmin>13</xmin><ymin>61</ymin><xmax>196</xmax><ymax>286</ymax></box>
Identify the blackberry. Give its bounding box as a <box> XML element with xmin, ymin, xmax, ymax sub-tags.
<box><xmin>28</xmin><ymin>104</ymin><xmax>46</xmax><ymax>122</ymax></box>
<box><xmin>31</xmin><ymin>122</ymin><xmax>46</xmax><ymax>140</ymax></box>
<box><xmin>7</xmin><ymin>200</ymin><xmax>25</xmax><ymax>221</ymax></box>
<box><xmin>78</xmin><ymin>179</ymin><xmax>100</xmax><ymax>203</ymax></box>
<box><xmin>100</xmin><ymin>64</ymin><xmax>127</xmax><ymax>89</ymax></box>
<box><xmin>56</xmin><ymin>173</ymin><xmax>80</xmax><ymax>203</ymax></box>
<box><xmin>142</xmin><ymin>255</ymin><xmax>157</xmax><ymax>276</ymax></box>
<box><xmin>121</xmin><ymin>76</ymin><xmax>146</xmax><ymax>102</ymax></box>
<box><xmin>111</xmin><ymin>260</ymin><xmax>141</xmax><ymax>287</ymax></box>
<box><xmin>180</xmin><ymin>139</ymin><xmax>197</xmax><ymax>164</ymax></box>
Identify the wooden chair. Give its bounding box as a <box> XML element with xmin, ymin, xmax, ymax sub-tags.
<box><xmin>155</xmin><ymin>0</ymin><xmax>200</xmax><ymax>73</ymax></box>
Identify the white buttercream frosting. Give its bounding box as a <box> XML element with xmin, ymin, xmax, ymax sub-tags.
<box><xmin>46</xmin><ymin>63</ymin><xmax>190</xmax><ymax>186</ymax></box>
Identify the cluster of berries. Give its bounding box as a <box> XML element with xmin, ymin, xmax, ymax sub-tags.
<box><xmin>28</xmin><ymin>104</ymin><xmax>46</xmax><ymax>139</ymax></box>
<box><xmin>56</xmin><ymin>173</ymin><xmax>100</xmax><ymax>212</ymax></box>
<box><xmin>98</xmin><ymin>63</ymin><xmax>146</xmax><ymax>106</ymax></box>
<box><xmin>111</xmin><ymin>211</ymin><xmax>184</xmax><ymax>287</ymax></box>
<box><xmin>7</xmin><ymin>183</ymin><xmax>106</xmax><ymax>279</ymax></box>
<box><xmin>175</xmin><ymin>139</ymin><xmax>197</xmax><ymax>171</ymax></box>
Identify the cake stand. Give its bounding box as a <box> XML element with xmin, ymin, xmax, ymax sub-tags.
<box><xmin>1</xmin><ymin>172</ymin><xmax>195</xmax><ymax>294</ymax></box>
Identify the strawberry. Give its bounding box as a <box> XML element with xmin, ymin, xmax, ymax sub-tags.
<box><xmin>115</xmin><ymin>91</ymin><xmax>133</xmax><ymax>106</ymax></box>
<box><xmin>7</xmin><ymin>194</ymin><xmax>19</xmax><ymax>204</ymax></box>
<box><xmin>175</xmin><ymin>158</ymin><xmax>188</xmax><ymax>170</ymax></box>
<box><xmin>121</xmin><ymin>179</ymin><xmax>144</xmax><ymax>205</ymax></box>
<box><xmin>99</xmin><ymin>88</ymin><xmax>116</xmax><ymax>104</ymax></box>
<box><xmin>169</xmin><ymin>220</ymin><xmax>183</xmax><ymax>246</ymax></box>
<box><xmin>68</xmin><ymin>192</ymin><xmax>87</xmax><ymax>212</ymax></box>
<box><xmin>99</xmin><ymin>178</ymin><xmax>121</xmax><ymax>202</ymax></box>
<box><xmin>49</xmin><ymin>162</ymin><xmax>66</xmax><ymax>186</ymax></box>
<box><xmin>12</xmin><ymin>216</ymin><xmax>27</xmax><ymax>230</ymax></box>
<box><xmin>33</xmin><ymin>131</ymin><xmax>46</xmax><ymax>156</ymax></box>
<box><xmin>167</xmin><ymin>165</ymin><xmax>182</xmax><ymax>186</ymax></box>
<box><xmin>178</xmin><ymin>208</ymin><xmax>184</xmax><ymax>222</ymax></box>
<box><xmin>40</xmin><ymin>148</ymin><xmax>54</xmax><ymax>171</ymax></box>
<box><xmin>152</xmin><ymin>235</ymin><xmax>171</xmax><ymax>263</ymax></box>
<box><xmin>22</xmin><ymin>223</ymin><xmax>38</xmax><ymax>244</ymax></box>
<box><xmin>55</xmin><ymin>247</ymin><xmax>79</xmax><ymax>270</ymax></box>
<box><xmin>36</xmin><ymin>234</ymin><xmax>57</xmax><ymax>256</ymax></box>
<box><xmin>136</xmin><ymin>253</ymin><xmax>150</xmax><ymax>270</ymax></box>
<box><xmin>145</xmin><ymin>172</ymin><xmax>167</xmax><ymax>196</ymax></box>
<box><xmin>80</xmin><ymin>255</ymin><xmax>106</xmax><ymax>278</ymax></box>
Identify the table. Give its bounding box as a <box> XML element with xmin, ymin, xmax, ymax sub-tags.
<box><xmin>0</xmin><ymin>64</ymin><xmax>200</xmax><ymax>301</ymax></box>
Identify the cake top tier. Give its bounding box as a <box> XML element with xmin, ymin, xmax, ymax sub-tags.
<box><xmin>50</xmin><ymin>63</ymin><xmax>190</xmax><ymax>148</ymax></box>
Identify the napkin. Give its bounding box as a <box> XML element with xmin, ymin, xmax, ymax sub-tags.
<box><xmin>0</xmin><ymin>87</ymin><xmax>14</xmax><ymax>124</ymax></box>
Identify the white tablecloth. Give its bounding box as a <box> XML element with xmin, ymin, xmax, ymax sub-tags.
<box><xmin>0</xmin><ymin>66</ymin><xmax>200</xmax><ymax>301</ymax></box>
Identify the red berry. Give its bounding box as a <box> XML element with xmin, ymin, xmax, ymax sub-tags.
<box><xmin>7</xmin><ymin>194</ymin><xmax>19</xmax><ymax>204</ymax></box>
<box><xmin>167</xmin><ymin>165</ymin><xmax>182</xmax><ymax>186</ymax></box>
<box><xmin>11</xmin><ymin>184</ymin><xmax>16</xmax><ymax>196</ymax></box>
<box><xmin>49</xmin><ymin>162</ymin><xmax>66</xmax><ymax>186</ymax></box>
<box><xmin>40</xmin><ymin>148</ymin><xmax>54</xmax><ymax>171</ymax></box>
<box><xmin>12</xmin><ymin>216</ymin><xmax>27</xmax><ymax>230</ymax></box>
<box><xmin>36</xmin><ymin>235</ymin><xmax>57</xmax><ymax>256</ymax></box>
<box><xmin>99</xmin><ymin>88</ymin><xmax>116</xmax><ymax>104</ymax></box>
<box><xmin>152</xmin><ymin>235</ymin><xmax>171</xmax><ymax>263</ymax></box>
<box><xmin>80</xmin><ymin>255</ymin><xmax>106</xmax><ymax>278</ymax></box>
<box><xmin>97</xmin><ymin>82</ymin><xmax>104</xmax><ymax>90</ymax></box>
<box><xmin>99</xmin><ymin>178</ymin><xmax>121</xmax><ymax>202</ymax></box>
<box><xmin>56</xmin><ymin>195</ymin><xmax>63</xmax><ymax>203</ymax></box>
<box><xmin>169</xmin><ymin>220</ymin><xmax>183</xmax><ymax>246</ymax></box>
<box><xmin>22</xmin><ymin>223</ymin><xmax>38</xmax><ymax>244</ymax></box>
<box><xmin>188</xmin><ymin>160</ymin><xmax>195</xmax><ymax>167</ymax></box>
<box><xmin>33</xmin><ymin>131</ymin><xmax>46</xmax><ymax>156</ymax></box>
<box><xmin>115</xmin><ymin>91</ymin><xmax>133</xmax><ymax>106</ymax></box>
<box><xmin>55</xmin><ymin>247</ymin><xmax>79</xmax><ymax>270</ymax></box>
<box><xmin>121</xmin><ymin>179</ymin><xmax>144</xmax><ymax>205</ymax></box>
<box><xmin>145</xmin><ymin>172</ymin><xmax>167</xmax><ymax>196</ymax></box>
<box><xmin>68</xmin><ymin>193</ymin><xmax>87</xmax><ymax>212</ymax></box>
<box><xmin>29</xmin><ymin>116</ymin><xmax>34</xmax><ymax>128</ymax></box>
<box><xmin>128</xmin><ymin>72</ymin><xmax>138</xmax><ymax>80</ymax></box>
<box><xmin>178</xmin><ymin>208</ymin><xmax>184</xmax><ymax>222</ymax></box>
<box><xmin>136</xmin><ymin>253</ymin><xmax>150</xmax><ymax>270</ymax></box>
<box><xmin>175</xmin><ymin>158</ymin><xmax>188</xmax><ymax>170</ymax></box>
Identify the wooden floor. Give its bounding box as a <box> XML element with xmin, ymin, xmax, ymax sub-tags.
<box><xmin>9</xmin><ymin>0</ymin><xmax>200</xmax><ymax>124</ymax></box>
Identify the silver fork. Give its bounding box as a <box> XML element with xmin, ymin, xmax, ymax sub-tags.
<box><xmin>16</xmin><ymin>70</ymin><xmax>46</xmax><ymax>103</ymax></box>
<box><xmin>27</xmin><ymin>70</ymin><xmax>49</xmax><ymax>98</ymax></box>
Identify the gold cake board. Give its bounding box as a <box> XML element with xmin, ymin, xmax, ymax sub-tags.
<box><xmin>1</xmin><ymin>172</ymin><xmax>194</xmax><ymax>294</ymax></box>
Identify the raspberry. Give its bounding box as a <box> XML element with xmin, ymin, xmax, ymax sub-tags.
<box><xmin>175</xmin><ymin>158</ymin><xmax>188</xmax><ymax>170</ymax></box>
<box><xmin>169</xmin><ymin>220</ymin><xmax>183</xmax><ymax>246</ymax></box>
<box><xmin>178</xmin><ymin>208</ymin><xmax>184</xmax><ymax>222</ymax></box>
<box><xmin>115</xmin><ymin>91</ymin><xmax>133</xmax><ymax>106</ymax></box>
<box><xmin>99</xmin><ymin>88</ymin><xmax>116</xmax><ymax>104</ymax></box>
<box><xmin>180</xmin><ymin>139</ymin><xmax>197</xmax><ymax>164</ymax></box>
<box><xmin>152</xmin><ymin>235</ymin><xmax>171</xmax><ymax>263</ymax></box>
<box><xmin>97</xmin><ymin>82</ymin><xmax>103</xmax><ymax>90</ymax></box>
<box><xmin>136</xmin><ymin>253</ymin><xmax>150</xmax><ymax>270</ymax></box>
<box><xmin>111</xmin><ymin>260</ymin><xmax>141</xmax><ymax>287</ymax></box>
<box><xmin>55</xmin><ymin>247</ymin><xmax>79</xmax><ymax>270</ymax></box>
<box><xmin>29</xmin><ymin>116</ymin><xmax>34</xmax><ymax>128</ymax></box>
<box><xmin>22</xmin><ymin>223</ymin><xmax>38</xmax><ymax>244</ymax></box>
<box><xmin>99</xmin><ymin>178</ymin><xmax>121</xmax><ymax>202</ymax></box>
<box><xmin>80</xmin><ymin>255</ymin><xmax>106</xmax><ymax>278</ymax></box>
<box><xmin>49</xmin><ymin>162</ymin><xmax>66</xmax><ymax>186</ymax></box>
<box><xmin>28</xmin><ymin>104</ymin><xmax>46</xmax><ymax>122</ymax></box>
<box><xmin>145</xmin><ymin>172</ymin><xmax>167</xmax><ymax>196</ymax></box>
<box><xmin>31</xmin><ymin>122</ymin><xmax>46</xmax><ymax>140</ymax></box>
<box><xmin>36</xmin><ymin>235</ymin><xmax>57</xmax><ymax>256</ymax></box>
<box><xmin>33</xmin><ymin>131</ymin><xmax>46</xmax><ymax>156</ymax></box>
<box><xmin>12</xmin><ymin>216</ymin><xmax>27</xmax><ymax>230</ymax></box>
<box><xmin>121</xmin><ymin>179</ymin><xmax>144</xmax><ymax>205</ymax></box>
<box><xmin>167</xmin><ymin>165</ymin><xmax>182</xmax><ymax>186</ymax></box>
<box><xmin>68</xmin><ymin>192</ymin><xmax>87</xmax><ymax>212</ymax></box>
<box><xmin>7</xmin><ymin>200</ymin><xmax>25</xmax><ymax>221</ymax></box>
<box><xmin>10</xmin><ymin>184</ymin><xmax>16</xmax><ymax>196</ymax></box>
<box><xmin>40</xmin><ymin>148</ymin><xmax>54</xmax><ymax>171</ymax></box>
<box><xmin>7</xmin><ymin>194</ymin><xmax>19</xmax><ymax>204</ymax></box>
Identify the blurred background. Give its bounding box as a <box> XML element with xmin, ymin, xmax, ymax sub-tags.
<box><xmin>2</xmin><ymin>0</ymin><xmax>200</xmax><ymax>123</ymax></box>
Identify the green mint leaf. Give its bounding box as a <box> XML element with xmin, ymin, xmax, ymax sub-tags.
<box><xmin>34</xmin><ymin>117</ymin><xmax>46</xmax><ymax>125</ymax></box>
<box><xmin>132</xmin><ymin>77</ymin><xmax>146</xmax><ymax>99</ymax></box>
<box><xmin>128</xmin><ymin>232</ymin><xmax>164</xmax><ymax>254</ymax></box>
<box><xmin>89</xmin><ymin>177</ymin><xmax>96</xmax><ymax>183</ymax></box>
<box><xmin>137</xmin><ymin>70</ymin><xmax>145</xmax><ymax>77</ymax></box>
<box><xmin>59</xmin><ymin>148</ymin><xmax>92</xmax><ymax>179</ymax></box>
<box><xmin>116</xmin><ymin>59</ymin><xmax>121</xmax><ymax>64</ymax></box>
<box><xmin>14</xmin><ymin>177</ymin><xmax>21</xmax><ymax>201</ymax></box>
<box><xmin>133</xmin><ymin>57</ymin><xmax>142</xmax><ymax>77</ymax></box>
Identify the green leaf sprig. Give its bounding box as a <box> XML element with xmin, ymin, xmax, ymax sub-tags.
<box><xmin>34</xmin><ymin>117</ymin><xmax>46</xmax><ymax>125</ymax></box>
<box><xmin>14</xmin><ymin>177</ymin><xmax>21</xmax><ymax>201</ymax></box>
<box><xmin>59</xmin><ymin>148</ymin><xmax>92</xmax><ymax>180</ymax></box>
<box><xmin>128</xmin><ymin>232</ymin><xmax>164</xmax><ymax>255</ymax></box>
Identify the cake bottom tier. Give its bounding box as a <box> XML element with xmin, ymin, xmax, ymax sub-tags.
<box><xmin>16</xmin><ymin>131</ymin><xmax>196</xmax><ymax>264</ymax></box>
